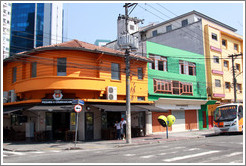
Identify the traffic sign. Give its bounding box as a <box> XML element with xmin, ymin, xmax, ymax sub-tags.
<box><xmin>74</xmin><ymin>104</ymin><xmax>82</xmax><ymax>113</ymax></box>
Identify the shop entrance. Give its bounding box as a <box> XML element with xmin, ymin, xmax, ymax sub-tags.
<box><xmin>52</xmin><ymin>112</ymin><xmax>70</xmax><ymax>140</ymax></box>
<box><xmin>45</xmin><ymin>112</ymin><xmax>70</xmax><ymax>140</ymax></box>
<box><xmin>85</xmin><ymin>112</ymin><xmax>94</xmax><ymax>141</ymax></box>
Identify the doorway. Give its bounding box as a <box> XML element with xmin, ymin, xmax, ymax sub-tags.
<box><xmin>85</xmin><ymin>112</ymin><xmax>94</xmax><ymax>141</ymax></box>
<box><xmin>52</xmin><ymin>112</ymin><xmax>70</xmax><ymax>140</ymax></box>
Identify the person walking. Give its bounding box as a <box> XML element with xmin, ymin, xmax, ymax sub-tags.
<box><xmin>120</xmin><ymin>118</ymin><xmax>126</xmax><ymax>140</ymax></box>
<box><xmin>114</xmin><ymin>121</ymin><xmax>121</xmax><ymax>140</ymax></box>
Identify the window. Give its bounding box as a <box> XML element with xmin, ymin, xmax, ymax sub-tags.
<box><xmin>57</xmin><ymin>58</ymin><xmax>67</xmax><ymax>76</ymax></box>
<box><xmin>237</xmin><ymin>84</ymin><xmax>242</xmax><ymax>93</ymax></box>
<box><xmin>181</xmin><ymin>19</ymin><xmax>188</xmax><ymax>27</ymax></box>
<box><xmin>236</xmin><ymin>63</ymin><xmax>240</xmax><ymax>72</ymax></box>
<box><xmin>130</xmin><ymin>25</ymin><xmax>135</xmax><ymax>30</ymax></box>
<box><xmin>152</xmin><ymin>30</ymin><xmax>158</xmax><ymax>37</ymax></box>
<box><xmin>234</xmin><ymin>44</ymin><xmax>238</xmax><ymax>51</ymax></box>
<box><xmin>212</xmin><ymin>33</ymin><xmax>218</xmax><ymax>40</ymax></box>
<box><xmin>149</xmin><ymin>54</ymin><xmax>167</xmax><ymax>71</ymax></box>
<box><xmin>238</xmin><ymin>106</ymin><xmax>243</xmax><ymax>119</ymax></box>
<box><xmin>225</xmin><ymin>82</ymin><xmax>231</xmax><ymax>89</ymax></box>
<box><xmin>12</xmin><ymin>67</ymin><xmax>17</xmax><ymax>83</ymax></box>
<box><xmin>179</xmin><ymin>61</ymin><xmax>196</xmax><ymax>76</ymax></box>
<box><xmin>166</xmin><ymin>25</ymin><xmax>172</xmax><ymax>32</ymax></box>
<box><xmin>213</xmin><ymin>56</ymin><xmax>219</xmax><ymax>63</ymax></box>
<box><xmin>222</xmin><ymin>39</ymin><xmax>227</xmax><ymax>47</ymax></box>
<box><xmin>223</xmin><ymin>60</ymin><xmax>229</xmax><ymax>68</ymax></box>
<box><xmin>111</xmin><ymin>63</ymin><xmax>120</xmax><ymax>80</ymax></box>
<box><xmin>31</xmin><ymin>62</ymin><xmax>37</xmax><ymax>78</ymax></box>
<box><xmin>137</xmin><ymin>97</ymin><xmax>145</xmax><ymax>101</ymax></box>
<box><xmin>154</xmin><ymin>79</ymin><xmax>193</xmax><ymax>95</ymax></box>
<box><xmin>137</xmin><ymin>68</ymin><xmax>143</xmax><ymax>80</ymax></box>
<box><xmin>158</xmin><ymin>58</ymin><xmax>167</xmax><ymax>71</ymax></box>
<box><xmin>215</xmin><ymin>79</ymin><xmax>221</xmax><ymax>87</ymax></box>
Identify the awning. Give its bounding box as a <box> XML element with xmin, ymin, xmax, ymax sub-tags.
<box><xmin>155</xmin><ymin>98</ymin><xmax>208</xmax><ymax>110</ymax></box>
<box><xmin>27</xmin><ymin>105</ymin><xmax>73</xmax><ymax>112</ymax></box>
<box><xmin>3</xmin><ymin>105</ymin><xmax>31</xmax><ymax>114</ymax></box>
<box><xmin>91</xmin><ymin>104</ymin><xmax>168</xmax><ymax>112</ymax></box>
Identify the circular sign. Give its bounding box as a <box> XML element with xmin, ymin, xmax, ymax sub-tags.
<box><xmin>74</xmin><ymin>104</ymin><xmax>82</xmax><ymax>113</ymax></box>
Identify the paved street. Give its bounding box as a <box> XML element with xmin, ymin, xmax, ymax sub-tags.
<box><xmin>3</xmin><ymin>133</ymin><xmax>243</xmax><ymax>164</ymax></box>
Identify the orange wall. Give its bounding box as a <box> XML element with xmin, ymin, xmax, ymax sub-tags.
<box><xmin>3</xmin><ymin>50</ymin><xmax>149</xmax><ymax>103</ymax></box>
<box><xmin>152</xmin><ymin>111</ymin><xmax>172</xmax><ymax>132</ymax></box>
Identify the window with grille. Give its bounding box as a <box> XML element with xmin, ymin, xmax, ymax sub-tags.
<box><xmin>153</xmin><ymin>79</ymin><xmax>193</xmax><ymax>95</ymax></box>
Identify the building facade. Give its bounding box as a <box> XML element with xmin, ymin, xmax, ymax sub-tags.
<box><xmin>3</xmin><ymin>40</ymin><xmax>160</xmax><ymax>141</ymax></box>
<box><xmin>106</xmin><ymin>10</ymin><xmax>243</xmax><ymax>129</ymax></box>
<box><xmin>9</xmin><ymin>3</ymin><xmax>63</xmax><ymax>56</ymax></box>
<box><xmin>146</xmin><ymin>41</ymin><xmax>208</xmax><ymax>132</ymax></box>
<box><xmin>2</xmin><ymin>2</ymin><xmax>12</xmax><ymax>59</ymax></box>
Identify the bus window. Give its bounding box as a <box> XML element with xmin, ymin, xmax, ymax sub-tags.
<box><xmin>238</xmin><ymin>106</ymin><xmax>243</xmax><ymax>119</ymax></box>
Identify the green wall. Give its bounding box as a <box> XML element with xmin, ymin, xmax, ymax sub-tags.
<box><xmin>146</xmin><ymin>41</ymin><xmax>207</xmax><ymax>101</ymax></box>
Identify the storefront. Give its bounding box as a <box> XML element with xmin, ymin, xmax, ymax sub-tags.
<box><xmin>3</xmin><ymin>102</ymin><xmax>167</xmax><ymax>142</ymax></box>
<box><xmin>153</xmin><ymin>98</ymin><xmax>208</xmax><ymax>132</ymax></box>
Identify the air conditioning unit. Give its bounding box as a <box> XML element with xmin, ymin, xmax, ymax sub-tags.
<box><xmin>107</xmin><ymin>86</ymin><xmax>117</xmax><ymax>100</ymax></box>
<box><xmin>8</xmin><ymin>90</ymin><xmax>16</xmax><ymax>102</ymax></box>
<box><xmin>3</xmin><ymin>91</ymin><xmax>8</xmax><ymax>103</ymax></box>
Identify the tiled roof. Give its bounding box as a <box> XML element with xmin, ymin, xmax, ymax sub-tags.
<box><xmin>15</xmin><ymin>39</ymin><xmax>152</xmax><ymax>62</ymax></box>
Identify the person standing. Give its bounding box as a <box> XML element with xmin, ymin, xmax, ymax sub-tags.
<box><xmin>120</xmin><ymin>118</ymin><xmax>126</xmax><ymax>140</ymax></box>
<box><xmin>114</xmin><ymin>121</ymin><xmax>121</xmax><ymax>140</ymax></box>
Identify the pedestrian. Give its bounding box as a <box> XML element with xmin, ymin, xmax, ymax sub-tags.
<box><xmin>114</xmin><ymin>121</ymin><xmax>121</xmax><ymax>140</ymax></box>
<box><xmin>120</xmin><ymin>118</ymin><xmax>126</xmax><ymax>140</ymax></box>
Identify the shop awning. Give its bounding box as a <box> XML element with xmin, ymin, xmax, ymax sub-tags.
<box><xmin>27</xmin><ymin>105</ymin><xmax>73</xmax><ymax>112</ymax></box>
<box><xmin>3</xmin><ymin>105</ymin><xmax>31</xmax><ymax>114</ymax></box>
<box><xmin>91</xmin><ymin>104</ymin><xmax>168</xmax><ymax>112</ymax></box>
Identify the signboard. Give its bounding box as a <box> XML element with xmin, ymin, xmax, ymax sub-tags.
<box><xmin>41</xmin><ymin>99</ymin><xmax>73</xmax><ymax>104</ymax></box>
<box><xmin>74</xmin><ymin>104</ymin><xmax>82</xmax><ymax>113</ymax></box>
<box><xmin>72</xmin><ymin>99</ymin><xmax>85</xmax><ymax>105</ymax></box>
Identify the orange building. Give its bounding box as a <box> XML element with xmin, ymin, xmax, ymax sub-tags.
<box><xmin>3</xmin><ymin>40</ymin><xmax>159</xmax><ymax>141</ymax></box>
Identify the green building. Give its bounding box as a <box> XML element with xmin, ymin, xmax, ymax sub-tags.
<box><xmin>146</xmin><ymin>41</ymin><xmax>209</xmax><ymax>132</ymax></box>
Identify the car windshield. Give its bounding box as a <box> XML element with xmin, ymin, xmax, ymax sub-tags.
<box><xmin>214</xmin><ymin>105</ymin><xmax>237</xmax><ymax>122</ymax></box>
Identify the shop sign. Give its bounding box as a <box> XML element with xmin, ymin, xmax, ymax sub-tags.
<box><xmin>41</xmin><ymin>99</ymin><xmax>73</xmax><ymax>104</ymax></box>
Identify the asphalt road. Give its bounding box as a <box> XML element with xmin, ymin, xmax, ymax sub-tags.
<box><xmin>3</xmin><ymin>133</ymin><xmax>244</xmax><ymax>164</ymax></box>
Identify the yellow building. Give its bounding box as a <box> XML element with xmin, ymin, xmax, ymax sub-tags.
<box><xmin>203</xmin><ymin>21</ymin><xmax>243</xmax><ymax>104</ymax></box>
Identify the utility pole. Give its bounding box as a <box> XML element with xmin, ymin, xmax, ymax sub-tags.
<box><xmin>228</xmin><ymin>53</ymin><xmax>242</xmax><ymax>103</ymax></box>
<box><xmin>124</xmin><ymin>3</ymin><xmax>131</xmax><ymax>144</ymax></box>
<box><xmin>118</xmin><ymin>3</ymin><xmax>140</xmax><ymax>144</ymax></box>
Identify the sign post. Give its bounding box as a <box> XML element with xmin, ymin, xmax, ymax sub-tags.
<box><xmin>74</xmin><ymin>104</ymin><xmax>82</xmax><ymax>147</ymax></box>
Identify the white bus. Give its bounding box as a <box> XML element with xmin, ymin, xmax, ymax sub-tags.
<box><xmin>213</xmin><ymin>103</ymin><xmax>243</xmax><ymax>133</ymax></box>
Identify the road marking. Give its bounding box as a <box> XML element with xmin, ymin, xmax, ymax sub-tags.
<box><xmin>3</xmin><ymin>154</ymin><xmax>7</xmax><ymax>157</ymax></box>
<box><xmin>51</xmin><ymin>150</ymin><xmax>61</xmax><ymax>153</ymax></box>
<box><xmin>163</xmin><ymin>151</ymin><xmax>220</xmax><ymax>162</ymax></box>
<box><xmin>3</xmin><ymin>151</ymin><xmax>25</xmax><ymax>155</ymax></box>
<box><xmin>140</xmin><ymin>155</ymin><xmax>154</xmax><ymax>159</ymax></box>
<box><xmin>225</xmin><ymin>152</ymin><xmax>243</xmax><ymax>157</ymax></box>
<box><xmin>32</xmin><ymin>151</ymin><xmax>44</xmax><ymax>154</ymax></box>
<box><xmin>174</xmin><ymin>147</ymin><xmax>185</xmax><ymax>149</ymax></box>
<box><xmin>157</xmin><ymin>153</ymin><xmax>166</xmax><ymax>156</ymax></box>
<box><xmin>170</xmin><ymin>151</ymin><xmax>178</xmax><ymax>154</ymax></box>
<box><xmin>187</xmin><ymin>148</ymin><xmax>200</xmax><ymax>151</ymax></box>
<box><xmin>124</xmin><ymin>154</ymin><xmax>136</xmax><ymax>157</ymax></box>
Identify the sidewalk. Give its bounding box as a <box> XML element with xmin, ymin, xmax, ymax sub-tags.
<box><xmin>3</xmin><ymin>129</ymin><xmax>215</xmax><ymax>152</ymax></box>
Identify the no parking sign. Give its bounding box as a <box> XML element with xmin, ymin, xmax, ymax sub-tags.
<box><xmin>74</xmin><ymin>104</ymin><xmax>82</xmax><ymax>113</ymax></box>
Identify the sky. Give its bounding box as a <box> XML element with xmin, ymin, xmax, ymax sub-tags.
<box><xmin>63</xmin><ymin>2</ymin><xmax>244</xmax><ymax>44</ymax></box>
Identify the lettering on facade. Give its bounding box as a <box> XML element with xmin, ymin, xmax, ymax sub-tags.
<box><xmin>41</xmin><ymin>99</ymin><xmax>73</xmax><ymax>104</ymax></box>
